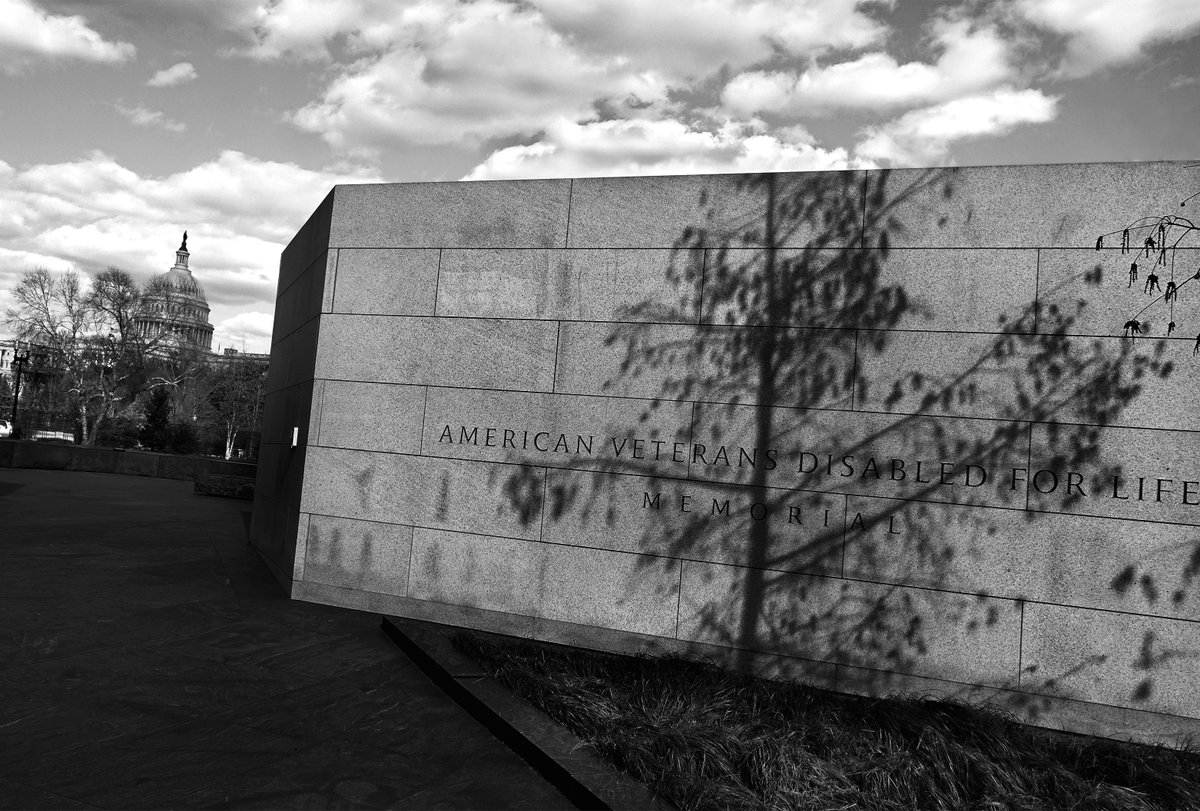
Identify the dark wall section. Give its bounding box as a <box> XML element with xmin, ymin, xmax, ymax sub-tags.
<box><xmin>250</xmin><ymin>189</ymin><xmax>336</xmax><ymax>591</ymax></box>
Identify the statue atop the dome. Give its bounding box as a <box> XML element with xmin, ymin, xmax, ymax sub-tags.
<box><xmin>179</xmin><ymin>231</ymin><xmax>188</xmax><ymax>252</ymax></box>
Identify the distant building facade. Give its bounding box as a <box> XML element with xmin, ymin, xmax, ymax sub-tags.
<box><xmin>134</xmin><ymin>232</ymin><xmax>214</xmax><ymax>352</ymax></box>
<box><xmin>0</xmin><ymin>341</ymin><xmax>11</xmax><ymax>383</ymax></box>
<box><xmin>0</xmin><ymin>339</ymin><xmax>51</xmax><ymax>386</ymax></box>
<box><xmin>213</xmin><ymin>347</ymin><xmax>270</xmax><ymax>364</ymax></box>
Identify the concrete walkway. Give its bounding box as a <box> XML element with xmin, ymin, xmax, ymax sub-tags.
<box><xmin>0</xmin><ymin>469</ymin><xmax>573</xmax><ymax>810</ymax></box>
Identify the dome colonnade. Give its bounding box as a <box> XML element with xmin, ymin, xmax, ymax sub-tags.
<box><xmin>134</xmin><ymin>232</ymin><xmax>214</xmax><ymax>351</ymax></box>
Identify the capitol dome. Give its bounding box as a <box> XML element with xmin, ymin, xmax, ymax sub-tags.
<box><xmin>135</xmin><ymin>232</ymin><xmax>214</xmax><ymax>351</ymax></box>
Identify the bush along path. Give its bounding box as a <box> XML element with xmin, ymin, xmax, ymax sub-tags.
<box><xmin>453</xmin><ymin>635</ymin><xmax>1200</xmax><ymax>811</ymax></box>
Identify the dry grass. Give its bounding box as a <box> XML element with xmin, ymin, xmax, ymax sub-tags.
<box><xmin>452</xmin><ymin>634</ymin><xmax>1200</xmax><ymax>811</ymax></box>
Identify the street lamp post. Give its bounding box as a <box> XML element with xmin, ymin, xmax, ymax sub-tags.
<box><xmin>9</xmin><ymin>347</ymin><xmax>29</xmax><ymax>436</ymax></box>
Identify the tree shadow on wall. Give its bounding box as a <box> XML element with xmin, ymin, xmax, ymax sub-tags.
<box><xmin>502</xmin><ymin>168</ymin><xmax>1191</xmax><ymax>721</ymax></box>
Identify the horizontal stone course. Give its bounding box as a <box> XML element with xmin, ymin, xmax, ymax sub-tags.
<box><xmin>329</xmin><ymin>180</ymin><xmax>571</xmax><ymax>249</ymax></box>
<box><xmin>553</xmin><ymin>320</ymin><xmax>859</xmax><ymax>409</ymax></box>
<box><xmin>566</xmin><ymin>172</ymin><xmax>865</xmax><ymax>249</ymax></box>
<box><xmin>1037</xmin><ymin>248</ymin><xmax>1200</xmax><ymax>338</ymax></box>
<box><xmin>420</xmin><ymin>386</ymin><xmax>691</xmax><ymax>476</ymax></box>
<box><xmin>302</xmin><ymin>514</ymin><xmax>412</xmax><ymax>596</ymax></box>
<box><xmin>678</xmin><ymin>559</ymin><xmax>1023</xmax><ymax>687</ymax></box>
<box><xmin>1021</xmin><ymin>602</ymin><xmax>1200</xmax><ymax>719</ymax></box>
<box><xmin>300</xmin><ymin>446</ymin><xmax>543</xmax><ymax>541</ymax></box>
<box><xmin>409</xmin><ymin>527</ymin><xmax>680</xmax><ymax>637</ymax></box>
<box><xmin>315</xmin><ymin>314</ymin><xmax>558</xmax><ymax>392</ymax></box>
<box><xmin>542</xmin><ymin>468</ymin><xmax>847</xmax><ymax>574</ymax></box>
<box><xmin>701</xmin><ymin>248</ymin><xmax>1038</xmax><ymax>333</ymax></box>
<box><xmin>841</xmin><ymin>496</ymin><xmax>1200</xmax><ymax>620</ymax></box>
<box><xmin>879</xmin><ymin>162</ymin><xmax>1190</xmax><ymax>248</ymax></box>
<box><xmin>331</xmin><ymin>248</ymin><xmax>439</xmax><ymax>316</ymax></box>
<box><xmin>436</xmin><ymin>248</ymin><xmax>691</xmax><ymax>322</ymax></box>
<box><xmin>317</xmin><ymin>380</ymin><xmax>425</xmax><ymax>455</ymax></box>
<box><xmin>1027</xmin><ymin>422</ymin><xmax>1200</xmax><ymax>526</ymax></box>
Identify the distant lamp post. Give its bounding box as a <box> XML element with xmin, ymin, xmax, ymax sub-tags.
<box><xmin>9</xmin><ymin>347</ymin><xmax>30</xmax><ymax>436</ymax></box>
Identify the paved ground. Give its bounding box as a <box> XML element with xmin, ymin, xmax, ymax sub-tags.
<box><xmin>0</xmin><ymin>468</ymin><xmax>574</xmax><ymax>810</ymax></box>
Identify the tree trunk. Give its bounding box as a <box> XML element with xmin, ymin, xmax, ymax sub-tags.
<box><xmin>86</xmin><ymin>398</ymin><xmax>112</xmax><ymax>446</ymax></box>
<box><xmin>78</xmin><ymin>401</ymin><xmax>94</xmax><ymax>445</ymax></box>
<box><xmin>735</xmin><ymin>177</ymin><xmax>779</xmax><ymax>669</ymax></box>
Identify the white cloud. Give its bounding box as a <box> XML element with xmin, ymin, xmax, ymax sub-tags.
<box><xmin>1013</xmin><ymin>0</ymin><xmax>1200</xmax><ymax>78</ymax></box>
<box><xmin>249</xmin><ymin>0</ymin><xmax>888</xmax><ymax>71</ymax></box>
<box><xmin>723</xmin><ymin>18</ymin><xmax>1013</xmax><ymax>117</ymax></box>
<box><xmin>255</xmin><ymin>0</ymin><xmax>893</xmax><ymax>151</ymax></box>
<box><xmin>290</xmin><ymin>1</ymin><xmax>667</xmax><ymax>150</ymax></box>
<box><xmin>4</xmin><ymin>150</ymin><xmax>379</xmax><ymax>243</ymax></box>
<box><xmin>245</xmin><ymin>0</ymin><xmax>397</xmax><ymax>60</ymax></box>
<box><xmin>147</xmin><ymin>62</ymin><xmax>197</xmax><ymax>87</ymax></box>
<box><xmin>38</xmin><ymin>0</ymin><xmax>263</xmax><ymax>40</ymax></box>
<box><xmin>466</xmin><ymin>118</ymin><xmax>867</xmax><ymax>180</ymax></box>
<box><xmin>0</xmin><ymin>0</ymin><xmax>135</xmax><ymax>73</ymax></box>
<box><xmin>0</xmin><ymin>151</ymin><xmax>382</xmax><ymax>351</ymax></box>
<box><xmin>533</xmin><ymin>0</ymin><xmax>889</xmax><ymax>80</ymax></box>
<box><xmin>115</xmin><ymin>104</ymin><xmax>187</xmax><ymax>133</ymax></box>
<box><xmin>855</xmin><ymin>88</ymin><xmax>1059</xmax><ymax>166</ymax></box>
<box><xmin>214</xmin><ymin>312</ymin><xmax>274</xmax><ymax>353</ymax></box>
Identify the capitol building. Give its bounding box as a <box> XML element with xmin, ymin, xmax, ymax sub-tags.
<box><xmin>134</xmin><ymin>232</ymin><xmax>215</xmax><ymax>352</ymax></box>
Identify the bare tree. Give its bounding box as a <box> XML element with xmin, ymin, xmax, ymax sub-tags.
<box><xmin>502</xmin><ymin>170</ymin><xmax>1170</xmax><ymax>698</ymax></box>
<box><xmin>5</xmin><ymin>268</ymin><xmax>96</xmax><ymax>439</ymax></box>
<box><xmin>206</xmin><ymin>357</ymin><xmax>267</xmax><ymax>460</ymax></box>
<box><xmin>78</xmin><ymin>268</ymin><xmax>159</xmax><ymax>444</ymax></box>
<box><xmin>1098</xmin><ymin>194</ymin><xmax>1200</xmax><ymax>340</ymax></box>
<box><xmin>632</xmin><ymin>172</ymin><xmax>1132</xmax><ymax>665</ymax></box>
<box><xmin>144</xmin><ymin>343</ymin><xmax>215</xmax><ymax>429</ymax></box>
<box><xmin>5</xmin><ymin>266</ymin><xmax>159</xmax><ymax>444</ymax></box>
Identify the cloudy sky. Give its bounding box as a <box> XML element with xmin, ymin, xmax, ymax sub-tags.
<box><xmin>1</xmin><ymin>0</ymin><xmax>1198</xmax><ymax>353</ymax></box>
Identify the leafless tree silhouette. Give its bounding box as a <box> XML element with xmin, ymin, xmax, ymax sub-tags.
<box><xmin>1098</xmin><ymin>192</ymin><xmax>1200</xmax><ymax>339</ymax></box>
<box><xmin>501</xmin><ymin>168</ymin><xmax>1177</xmax><ymax>707</ymax></box>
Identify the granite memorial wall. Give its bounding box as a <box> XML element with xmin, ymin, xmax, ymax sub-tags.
<box><xmin>251</xmin><ymin>161</ymin><xmax>1200</xmax><ymax>744</ymax></box>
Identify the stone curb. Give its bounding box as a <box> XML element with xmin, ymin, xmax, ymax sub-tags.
<box><xmin>380</xmin><ymin>616</ymin><xmax>674</xmax><ymax>811</ymax></box>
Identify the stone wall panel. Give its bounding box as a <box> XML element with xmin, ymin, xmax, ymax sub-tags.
<box><xmin>256</xmin><ymin>162</ymin><xmax>1200</xmax><ymax>745</ymax></box>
